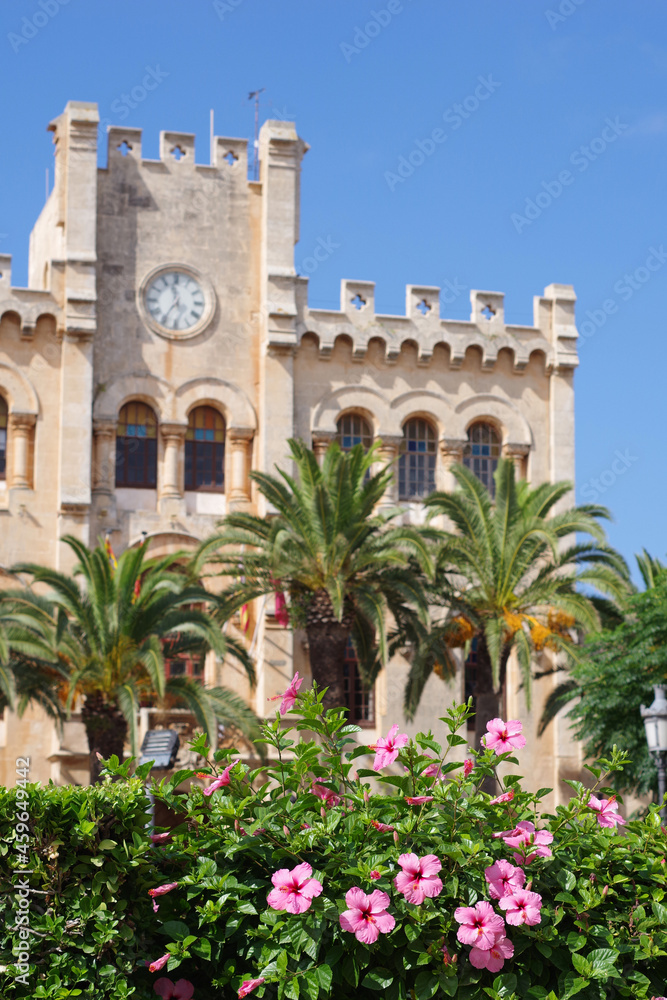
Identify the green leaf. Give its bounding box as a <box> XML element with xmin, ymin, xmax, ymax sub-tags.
<box><xmin>159</xmin><ymin>920</ymin><xmax>191</xmax><ymax>940</ymax></box>
<box><xmin>191</xmin><ymin>937</ymin><xmax>211</xmax><ymax>960</ymax></box>
<box><xmin>585</xmin><ymin>948</ymin><xmax>619</xmax><ymax>978</ymax></box>
<box><xmin>652</xmin><ymin>900</ymin><xmax>667</xmax><ymax>924</ymax></box>
<box><xmin>414</xmin><ymin>971</ymin><xmax>438</xmax><ymax>999</ymax></box>
<box><xmin>361</xmin><ymin>968</ymin><xmax>394</xmax><ymax>990</ymax></box>
<box><xmin>559</xmin><ymin>973</ymin><xmax>590</xmax><ymax>1000</ymax></box>
<box><xmin>97</xmin><ymin>839</ymin><xmax>117</xmax><ymax>851</ymax></box>
<box><xmin>557</xmin><ymin>869</ymin><xmax>576</xmax><ymax>892</ymax></box>
<box><xmin>492</xmin><ymin>973</ymin><xmax>518</xmax><ymax>997</ymax></box>
<box><xmin>571</xmin><ymin>953</ymin><xmax>594</xmax><ymax>977</ymax></box>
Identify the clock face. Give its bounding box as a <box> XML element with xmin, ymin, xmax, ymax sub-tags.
<box><xmin>144</xmin><ymin>271</ymin><xmax>206</xmax><ymax>332</ymax></box>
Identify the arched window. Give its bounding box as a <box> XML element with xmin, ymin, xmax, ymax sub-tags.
<box><xmin>335</xmin><ymin>413</ymin><xmax>372</xmax><ymax>452</ymax></box>
<box><xmin>185</xmin><ymin>406</ymin><xmax>225</xmax><ymax>491</ymax></box>
<box><xmin>0</xmin><ymin>397</ymin><xmax>7</xmax><ymax>481</ymax></box>
<box><xmin>463</xmin><ymin>422</ymin><xmax>501</xmax><ymax>496</ymax></box>
<box><xmin>398</xmin><ymin>418</ymin><xmax>436</xmax><ymax>500</ymax></box>
<box><xmin>115</xmin><ymin>402</ymin><xmax>158</xmax><ymax>488</ymax></box>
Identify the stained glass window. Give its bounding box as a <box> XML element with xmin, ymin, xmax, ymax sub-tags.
<box><xmin>463</xmin><ymin>423</ymin><xmax>500</xmax><ymax>497</ymax></box>
<box><xmin>335</xmin><ymin>413</ymin><xmax>372</xmax><ymax>452</ymax></box>
<box><xmin>0</xmin><ymin>397</ymin><xmax>7</xmax><ymax>480</ymax></box>
<box><xmin>116</xmin><ymin>402</ymin><xmax>157</xmax><ymax>488</ymax></box>
<box><xmin>185</xmin><ymin>406</ymin><xmax>225</xmax><ymax>490</ymax></box>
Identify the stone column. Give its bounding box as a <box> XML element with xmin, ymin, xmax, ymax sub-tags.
<box><xmin>92</xmin><ymin>419</ymin><xmax>116</xmax><ymax>494</ymax></box>
<box><xmin>9</xmin><ymin>414</ymin><xmax>36</xmax><ymax>489</ymax></box>
<box><xmin>439</xmin><ymin>437</ymin><xmax>467</xmax><ymax>492</ymax></box>
<box><xmin>503</xmin><ymin>442</ymin><xmax>530</xmax><ymax>479</ymax></box>
<box><xmin>375</xmin><ymin>435</ymin><xmax>402</xmax><ymax>509</ymax></box>
<box><xmin>228</xmin><ymin>429</ymin><xmax>254</xmax><ymax>507</ymax></box>
<box><xmin>312</xmin><ymin>432</ymin><xmax>334</xmax><ymax>467</ymax></box>
<box><xmin>160</xmin><ymin>423</ymin><xmax>187</xmax><ymax>500</ymax></box>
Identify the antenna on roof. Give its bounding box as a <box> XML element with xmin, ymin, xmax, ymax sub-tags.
<box><xmin>248</xmin><ymin>88</ymin><xmax>265</xmax><ymax>181</ymax></box>
<box><xmin>210</xmin><ymin>109</ymin><xmax>214</xmax><ymax>166</ymax></box>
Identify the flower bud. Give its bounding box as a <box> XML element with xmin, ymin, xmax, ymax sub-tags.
<box><xmin>363</xmin><ymin>789</ymin><xmax>370</xmax><ymax>805</ymax></box>
<box><xmin>283</xmin><ymin>825</ymin><xmax>290</xmax><ymax>839</ymax></box>
<box><xmin>393</xmin><ymin>830</ymin><xmax>399</xmax><ymax>846</ymax></box>
<box><xmin>320</xmin><ymin>807</ymin><xmax>326</xmax><ymax>820</ymax></box>
<box><xmin>602</xmin><ymin>884</ymin><xmax>609</xmax><ymax>897</ymax></box>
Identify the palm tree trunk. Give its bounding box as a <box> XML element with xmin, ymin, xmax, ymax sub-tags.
<box><xmin>81</xmin><ymin>693</ymin><xmax>128</xmax><ymax>784</ymax></box>
<box><xmin>305</xmin><ymin>590</ymin><xmax>354</xmax><ymax>711</ymax></box>
<box><xmin>473</xmin><ymin>637</ymin><xmax>501</xmax><ymax>752</ymax></box>
<box><xmin>473</xmin><ymin>639</ymin><xmax>511</xmax><ymax>794</ymax></box>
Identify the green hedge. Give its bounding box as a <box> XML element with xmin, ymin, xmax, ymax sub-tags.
<box><xmin>0</xmin><ymin>779</ymin><xmax>167</xmax><ymax>999</ymax></box>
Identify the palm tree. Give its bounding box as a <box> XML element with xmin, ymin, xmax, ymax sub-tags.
<box><xmin>538</xmin><ymin>548</ymin><xmax>667</xmax><ymax>743</ymax></box>
<box><xmin>404</xmin><ymin>459</ymin><xmax>630</xmax><ymax>752</ymax></box>
<box><xmin>0</xmin><ymin>589</ymin><xmax>69</xmax><ymax>727</ymax></box>
<box><xmin>7</xmin><ymin>535</ymin><xmax>260</xmax><ymax>782</ymax></box>
<box><xmin>191</xmin><ymin>439</ymin><xmax>433</xmax><ymax>711</ymax></box>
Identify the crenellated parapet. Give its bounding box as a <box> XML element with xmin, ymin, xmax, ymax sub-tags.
<box><xmin>294</xmin><ymin>279</ymin><xmax>579</xmax><ymax>374</ymax></box>
<box><xmin>0</xmin><ymin>255</ymin><xmax>60</xmax><ymax>339</ymax></box>
<box><xmin>104</xmin><ymin>124</ymin><xmax>250</xmax><ymax>181</ymax></box>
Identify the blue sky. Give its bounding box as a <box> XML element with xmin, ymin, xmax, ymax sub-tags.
<box><xmin>0</xmin><ymin>0</ymin><xmax>665</xmax><ymax>578</ymax></box>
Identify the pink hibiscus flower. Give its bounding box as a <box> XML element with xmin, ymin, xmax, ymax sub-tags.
<box><xmin>369</xmin><ymin>870</ymin><xmax>381</xmax><ymax>880</ymax></box>
<box><xmin>154</xmin><ymin>978</ymin><xmax>194</xmax><ymax>1000</ymax></box>
<box><xmin>463</xmin><ymin>758</ymin><xmax>474</xmax><ymax>777</ymax></box>
<box><xmin>499</xmin><ymin>888</ymin><xmax>543</xmax><ymax>925</ymax></box>
<box><xmin>339</xmin><ymin>887</ymin><xmax>396</xmax><ymax>944</ymax></box>
<box><xmin>483</xmin><ymin>718</ymin><xmax>526</xmax><ymax>754</ymax></box>
<box><xmin>588</xmin><ymin>794</ymin><xmax>626</xmax><ymax>829</ymax></box>
<box><xmin>202</xmin><ymin>763</ymin><xmax>234</xmax><ymax>796</ymax></box>
<box><xmin>148</xmin><ymin>882</ymin><xmax>178</xmax><ymax>898</ymax></box>
<box><xmin>312</xmin><ymin>782</ymin><xmax>341</xmax><ymax>807</ymax></box>
<box><xmin>150</xmin><ymin>832</ymin><xmax>172</xmax><ymax>845</ymax></box>
<box><xmin>469</xmin><ymin>932</ymin><xmax>514</xmax><ymax>972</ymax></box>
<box><xmin>454</xmin><ymin>901</ymin><xmax>505</xmax><ymax>950</ymax></box>
<box><xmin>495</xmin><ymin>820</ymin><xmax>553</xmax><ymax>864</ymax></box>
<box><xmin>490</xmin><ymin>789</ymin><xmax>515</xmax><ymax>805</ymax></box>
<box><xmin>405</xmin><ymin>795</ymin><xmax>434</xmax><ymax>805</ymax></box>
<box><xmin>369</xmin><ymin>724</ymin><xmax>409</xmax><ymax>771</ymax></box>
<box><xmin>394</xmin><ymin>853</ymin><xmax>443</xmax><ymax>904</ymax></box>
<box><xmin>266</xmin><ymin>862</ymin><xmax>323</xmax><ymax>914</ymax></box>
<box><xmin>422</xmin><ymin>758</ymin><xmax>443</xmax><ymax>779</ymax></box>
<box><xmin>238</xmin><ymin>978</ymin><xmax>266</xmax><ymax>998</ymax></box>
<box><xmin>484</xmin><ymin>859</ymin><xmax>525</xmax><ymax>899</ymax></box>
<box><xmin>148</xmin><ymin>953</ymin><xmax>170</xmax><ymax>973</ymax></box>
<box><xmin>268</xmin><ymin>671</ymin><xmax>303</xmax><ymax>715</ymax></box>
<box><xmin>371</xmin><ymin>820</ymin><xmax>395</xmax><ymax>832</ymax></box>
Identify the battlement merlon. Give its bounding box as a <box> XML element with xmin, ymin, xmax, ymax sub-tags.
<box><xmin>290</xmin><ymin>279</ymin><xmax>579</xmax><ymax>373</ymax></box>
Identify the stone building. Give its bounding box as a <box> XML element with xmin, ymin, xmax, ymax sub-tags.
<box><xmin>0</xmin><ymin>101</ymin><xmax>580</xmax><ymax>796</ymax></box>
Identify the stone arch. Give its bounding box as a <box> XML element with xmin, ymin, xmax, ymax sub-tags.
<box><xmin>0</xmin><ymin>361</ymin><xmax>39</xmax><ymax>415</ymax></box>
<box><xmin>389</xmin><ymin>390</ymin><xmax>455</xmax><ymax>439</ymax></box>
<box><xmin>94</xmin><ymin>372</ymin><xmax>173</xmax><ymax>423</ymax></box>
<box><xmin>311</xmin><ymin>385</ymin><xmax>392</xmax><ymax>437</ymax></box>
<box><xmin>452</xmin><ymin>394</ymin><xmax>533</xmax><ymax>448</ymax></box>
<box><xmin>174</xmin><ymin>377</ymin><xmax>257</xmax><ymax>432</ymax></box>
<box><xmin>127</xmin><ymin>529</ymin><xmax>200</xmax><ymax>555</ymax></box>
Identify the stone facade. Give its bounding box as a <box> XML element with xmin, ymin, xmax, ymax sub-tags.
<box><xmin>0</xmin><ymin>101</ymin><xmax>580</xmax><ymax>799</ymax></box>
